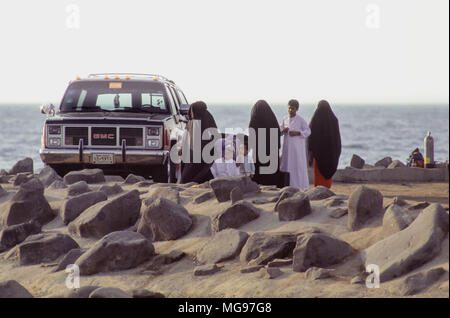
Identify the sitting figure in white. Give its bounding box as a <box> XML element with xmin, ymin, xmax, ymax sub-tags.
<box><xmin>210</xmin><ymin>137</ymin><xmax>241</xmax><ymax>178</ymax></box>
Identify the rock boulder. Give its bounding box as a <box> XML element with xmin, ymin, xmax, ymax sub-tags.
<box><xmin>209</xmin><ymin>176</ymin><xmax>259</xmax><ymax>202</ymax></box>
<box><xmin>75</xmin><ymin>231</ymin><xmax>154</xmax><ymax>275</ymax></box>
<box><xmin>2</xmin><ymin>178</ymin><xmax>54</xmax><ymax>227</ymax></box>
<box><xmin>240</xmin><ymin>232</ymin><xmax>297</xmax><ymax>265</ymax></box>
<box><xmin>68</xmin><ymin>190</ymin><xmax>141</xmax><ymax>238</ymax></box>
<box><xmin>197</xmin><ymin>229</ymin><xmax>249</xmax><ymax>264</ymax></box>
<box><xmin>347</xmin><ymin>185</ymin><xmax>383</xmax><ymax>231</ymax></box>
<box><xmin>277</xmin><ymin>193</ymin><xmax>311</xmax><ymax>221</ymax></box>
<box><xmin>292</xmin><ymin>232</ymin><xmax>354</xmax><ymax>272</ymax></box>
<box><xmin>362</xmin><ymin>204</ymin><xmax>449</xmax><ymax>282</ymax></box>
<box><xmin>13</xmin><ymin>233</ymin><xmax>79</xmax><ymax>265</ymax></box>
<box><xmin>9</xmin><ymin>158</ymin><xmax>33</xmax><ymax>175</ymax></box>
<box><xmin>64</xmin><ymin>169</ymin><xmax>105</xmax><ymax>185</ymax></box>
<box><xmin>138</xmin><ymin>197</ymin><xmax>192</xmax><ymax>241</ymax></box>
<box><xmin>61</xmin><ymin>191</ymin><xmax>107</xmax><ymax>225</ymax></box>
<box><xmin>211</xmin><ymin>201</ymin><xmax>259</xmax><ymax>233</ymax></box>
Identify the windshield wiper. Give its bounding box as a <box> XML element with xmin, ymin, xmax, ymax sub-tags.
<box><xmin>112</xmin><ymin>107</ymin><xmax>164</xmax><ymax>114</ymax></box>
<box><xmin>67</xmin><ymin>106</ymin><xmax>111</xmax><ymax>112</ymax></box>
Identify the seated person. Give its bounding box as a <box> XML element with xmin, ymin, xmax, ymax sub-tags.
<box><xmin>210</xmin><ymin>138</ymin><xmax>241</xmax><ymax>178</ymax></box>
<box><xmin>236</xmin><ymin>137</ymin><xmax>255</xmax><ymax>179</ymax></box>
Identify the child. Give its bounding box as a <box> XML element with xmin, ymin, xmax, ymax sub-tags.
<box><xmin>237</xmin><ymin>140</ymin><xmax>255</xmax><ymax>179</ymax></box>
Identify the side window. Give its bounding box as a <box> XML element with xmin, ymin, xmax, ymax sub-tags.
<box><xmin>168</xmin><ymin>86</ymin><xmax>180</xmax><ymax>112</ymax></box>
<box><xmin>165</xmin><ymin>85</ymin><xmax>178</xmax><ymax>115</ymax></box>
<box><xmin>176</xmin><ymin>89</ymin><xmax>188</xmax><ymax>105</ymax></box>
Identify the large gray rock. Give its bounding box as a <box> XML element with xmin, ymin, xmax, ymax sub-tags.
<box><xmin>38</xmin><ymin>166</ymin><xmax>62</xmax><ymax>187</ymax></box>
<box><xmin>68</xmin><ymin>190</ymin><xmax>141</xmax><ymax>238</ymax></box>
<box><xmin>193</xmin><ymin>191</ymin><xmax>215</xmax><ymax>204</ymax></box>
<box><xmin>398</xmin><ymin>267</ymin><xmax>446</xmax><ymax>296</ymax></box>
<box><xmin>305</xmin><ymin>186</ymin><xmax>335</xmax><ymax>201</ymax></box>
<box><xmin>347</xmin><ymin>186</ymin><xmax>383</xmax><ymax>231</ymax></box>
<box><xmin>230</xmin><ymin>187</ymin><xmax>244</xmax><ymax>204</ymax></box>
<box><xmin>350</xmin><ymin>154</ymin><xmax>365</xmax><ymax>169</ymax></box>
<box><xmin>0</xmin><ymin>280</ymin><xmax>33</xmax><ymax>298</ymax></box>
<box><xmin>75</xmin><ymin>231</ymin><xmax>154</xmax><ymax>275</ymax></box>
<box><xmin>61</xmin><ymin>191</ymin><xmax>107</xmax><ymax>225</ymax></box>
<box><xmin>124</xmin><ymin>174</ymin><xmax>145</xmax><ymax>185</ymax></box>
<box><xmin>292</xmin><ymin>232</ymin><xmax>354</xmax><ymax>272</ymax></box>
<box><xmin>375</xmin><ymin>157</ymin><xmax>393</xmax><ymax>168</ymax></box>
<box><xmin>382</xmin><ymin>204</ymin><xmax>416</xmax><ymax>236</ymax></box>
<box><xmin>240</xmin><ymin>232</ymin><xmax>297</xmax><ymax>265</ymax></box>
<box><xmin>130</xmin><ymin>289</ymin><xmax>165</xmax><ymax>298</ymax></box>
<box><xmin>137</xmin><ymin>198</ymin><xmax>192</xmax><ymax>241</ymax></box>
<box><xmin>9</xmin><ymin>158</ymin><xmax>33</xmax><ymax>175</ymax></box>
<box><xmin>12</xmin><ymin>233</ymin><xmax>79</xmax><ymax>265</ymax></box>
<box><xmin>67</xmin><ymin>181</ymin><xmax>91</xmax><ymax>197</ymax></box>
<box><xmin>388</xmin><ymin>160</ymin><xmax>406</xmax><ymax>168</ymax></box>
<box><xmin>0</xmin><ymin>185</ymin><xmax>6</xmax><ymax>197</ymax></box>
<box><xmin>145</xmin><ymin>185</ymin><xmax>180</xmax><ymax>205</ymax></box>
<box><xmin>362</xmin><ymin>203</ymin><xmax>449</xmax><ymax>282</ymax></box>
<box><xmin>98</xmin><ymin>183</ymin><xmax>123</xmax><ymax>196</ymax></box>
<box><xmin>64</xmin><ymin>169</ymin><xmax>105</xmax><ymax>185</ymax></box>
<box><xmin>305</xmin><ymin>267</ymin><xmax>335</xmax><ymax>280</ymax></box>
<box><xmin>89</xmin><ymin>287</ymin><xmax>132</xmax><ymax>298</ymax></box>
<box><xmin>211</xmin><ymin>201</ymin><xmax>259</xmax><ymax>233</ymax></box>
<box><xmin>13</xmin><ymin>173</ymin><xmax>32</xmax><ymax>187</ymax></box>
<box><xmin>48</xmin><ymin>180</ymin><xmax>67</xmax><ymax>190</ymax></box>
<box><xmin>64</xmin><ymin>286</ymin><xmax>100</xmax><ymax>298</ymax></box>
<box><xmin>193</xmin><ymin>264</ymin><xmax>222</xmax><ymax>276</ymax></box>
<box><xmin>274</xmin><ymin>187</ymin><xmax>299</xmax><ymax>212</ymax></box>
<box><xmin>277</xmin><ymin>193</ymin><xmax>311</xmax><ymax>221</ymax></box>
<box><xmin>197</xmin><ymin>229</ymin><xmax>249</xmax><ymax>264</ymax></box>
<box><xmin>52</xmin><ymin>248</ymin><xmax>87</xmax><ymax>272</ymax></box>
<box><xmin>2</xmin><ymin>178</ymin><xmax>54</xmax><ymax>227</ymax></box>
<box><xmin>0</xmin><ymin>220</ymin><xmax>41</xmax><ymax>252</ymax></box>
<box><xmin>209</xmin><ymin>176</ymin><xmax>259</xmax><ymax>202</ymax></box>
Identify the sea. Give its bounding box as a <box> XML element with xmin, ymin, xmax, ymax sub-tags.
<box><xmin>0</xmin><ymin>103</ymin><xmax>448</xmax><ymax>173</ymax></box>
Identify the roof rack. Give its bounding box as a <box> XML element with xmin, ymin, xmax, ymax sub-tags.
<box><xmin>87</xmin><ymin>73</ymin><xmax>173</xmax><ymax>83</ymax></box>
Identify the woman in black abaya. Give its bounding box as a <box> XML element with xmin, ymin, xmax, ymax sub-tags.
<box><xmin>248</xmin><ymin>100</ymin><xmax>281</xmax><ymax>186</ymax></box>
<box><xmin>307</xmin><ymin>100</ymin><xmax>341</xmax><ymax>188</ymax></box>
<box><xmin>180</xmin><ymin>101</ymin><xmax>218</xmax><ymax>184</ymax></box>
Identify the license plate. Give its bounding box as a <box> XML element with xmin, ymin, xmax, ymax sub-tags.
<box><xmin>92</xmin><ymin>153</ymin><xmax>114</xmax><ymax>165</ymax></box>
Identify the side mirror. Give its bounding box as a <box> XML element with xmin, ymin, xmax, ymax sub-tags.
<box><xmin>40</xmin><ymin>103</ymin><xmax>56</xmax><ymax>117</ymax></box>
<box><xmin>179</xmin><ymin>103</ymin><xmax>190</xmax><ymax>116</ymax></box>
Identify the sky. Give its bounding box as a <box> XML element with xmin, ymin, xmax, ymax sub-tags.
<box><xmin>0</xmin><ymin>0</ymin><xmax>448</xmax><ymax>105</ymax></box>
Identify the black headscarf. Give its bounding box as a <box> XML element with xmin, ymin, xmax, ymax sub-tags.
<box><xmin>181</xmin><ymin>101</ymin><xmax>218</xmax><ymax>184</ymax></box>
<box><xmin>248</xmin><ymin>100</ymin><xmax>280</xmax><ymax>185</ymax></box>
<box><xmin>307</xmin><ymin>100</ymin><xmax>341</xmax><ymax>179</ymax></box>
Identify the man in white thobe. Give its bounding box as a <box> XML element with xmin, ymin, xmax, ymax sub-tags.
<box><xmin>280</xmin><ymin>99</ymin><xmax>311</xmax><ymax>190</ymax></box>
<box><xmin>210</xmin><ymin>137</ymin><xmax>241</xmax><ymax>178</ymax></box>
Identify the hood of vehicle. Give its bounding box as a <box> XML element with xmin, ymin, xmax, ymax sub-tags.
<box><xmin>54</xmin><ymin>111</ymin><xmax>171</xmax><ymax>121</ymax></box>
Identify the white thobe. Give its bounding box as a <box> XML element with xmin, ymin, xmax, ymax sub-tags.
<box><xmin>280</xmin><ymin>114</ymin><xmax>311</xmax><ymax>190</ymax></box>
<box><xmin>210</xmin><ymin>158</ymin><xmax>241</xmax><ymax>178</ymax></box>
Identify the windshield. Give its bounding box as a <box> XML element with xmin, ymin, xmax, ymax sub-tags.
<box><xmin>60</xmin><ymin>80</ymin><xmax>170</xmax><ymax>114</ymax></box>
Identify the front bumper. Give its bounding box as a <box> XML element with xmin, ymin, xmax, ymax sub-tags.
<box><xmin>40</xmin><ymin>148</ymin><xmax>169</xmax><ymax>166</ymax></box>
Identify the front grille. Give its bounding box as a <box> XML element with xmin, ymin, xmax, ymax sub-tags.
<box><xmin>91</xmin><ymin>127</ymin><xmax>117</xmax><ymax>146</ymax></box>
<box><xmin>119</xmin><ymin>128</ymin><xmax>143</xmax><ymax>147</ymax></box>
<box><xmin>65</xmin><ymin>127</ymin><xmax>88</xmax><ymax>146</ymax></box>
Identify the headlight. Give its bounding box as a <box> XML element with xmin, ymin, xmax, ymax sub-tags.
<box><xmin>148</xmin><ymin>139</ymin><xmax>160</xmax><ymax>148</ymax></box>
<box><xmin>48</xmin><ymin>137</ymin><xmax>62</xmax><ymax>147</ymax></box>
<box><xmin>48</xmin><ymin>125</ymin><xmax>61</xmax><ymax>135</ymax></box>
<box><xmin>148</xmin><ymin>127</ymin><xmax>160</xmax><ymax>136</ymax></box>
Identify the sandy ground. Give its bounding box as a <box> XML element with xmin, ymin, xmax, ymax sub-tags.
<box><xmin>0</xmin><ymin>180</ymin><xmax>448</xmax><ymax>298</ymax></box>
